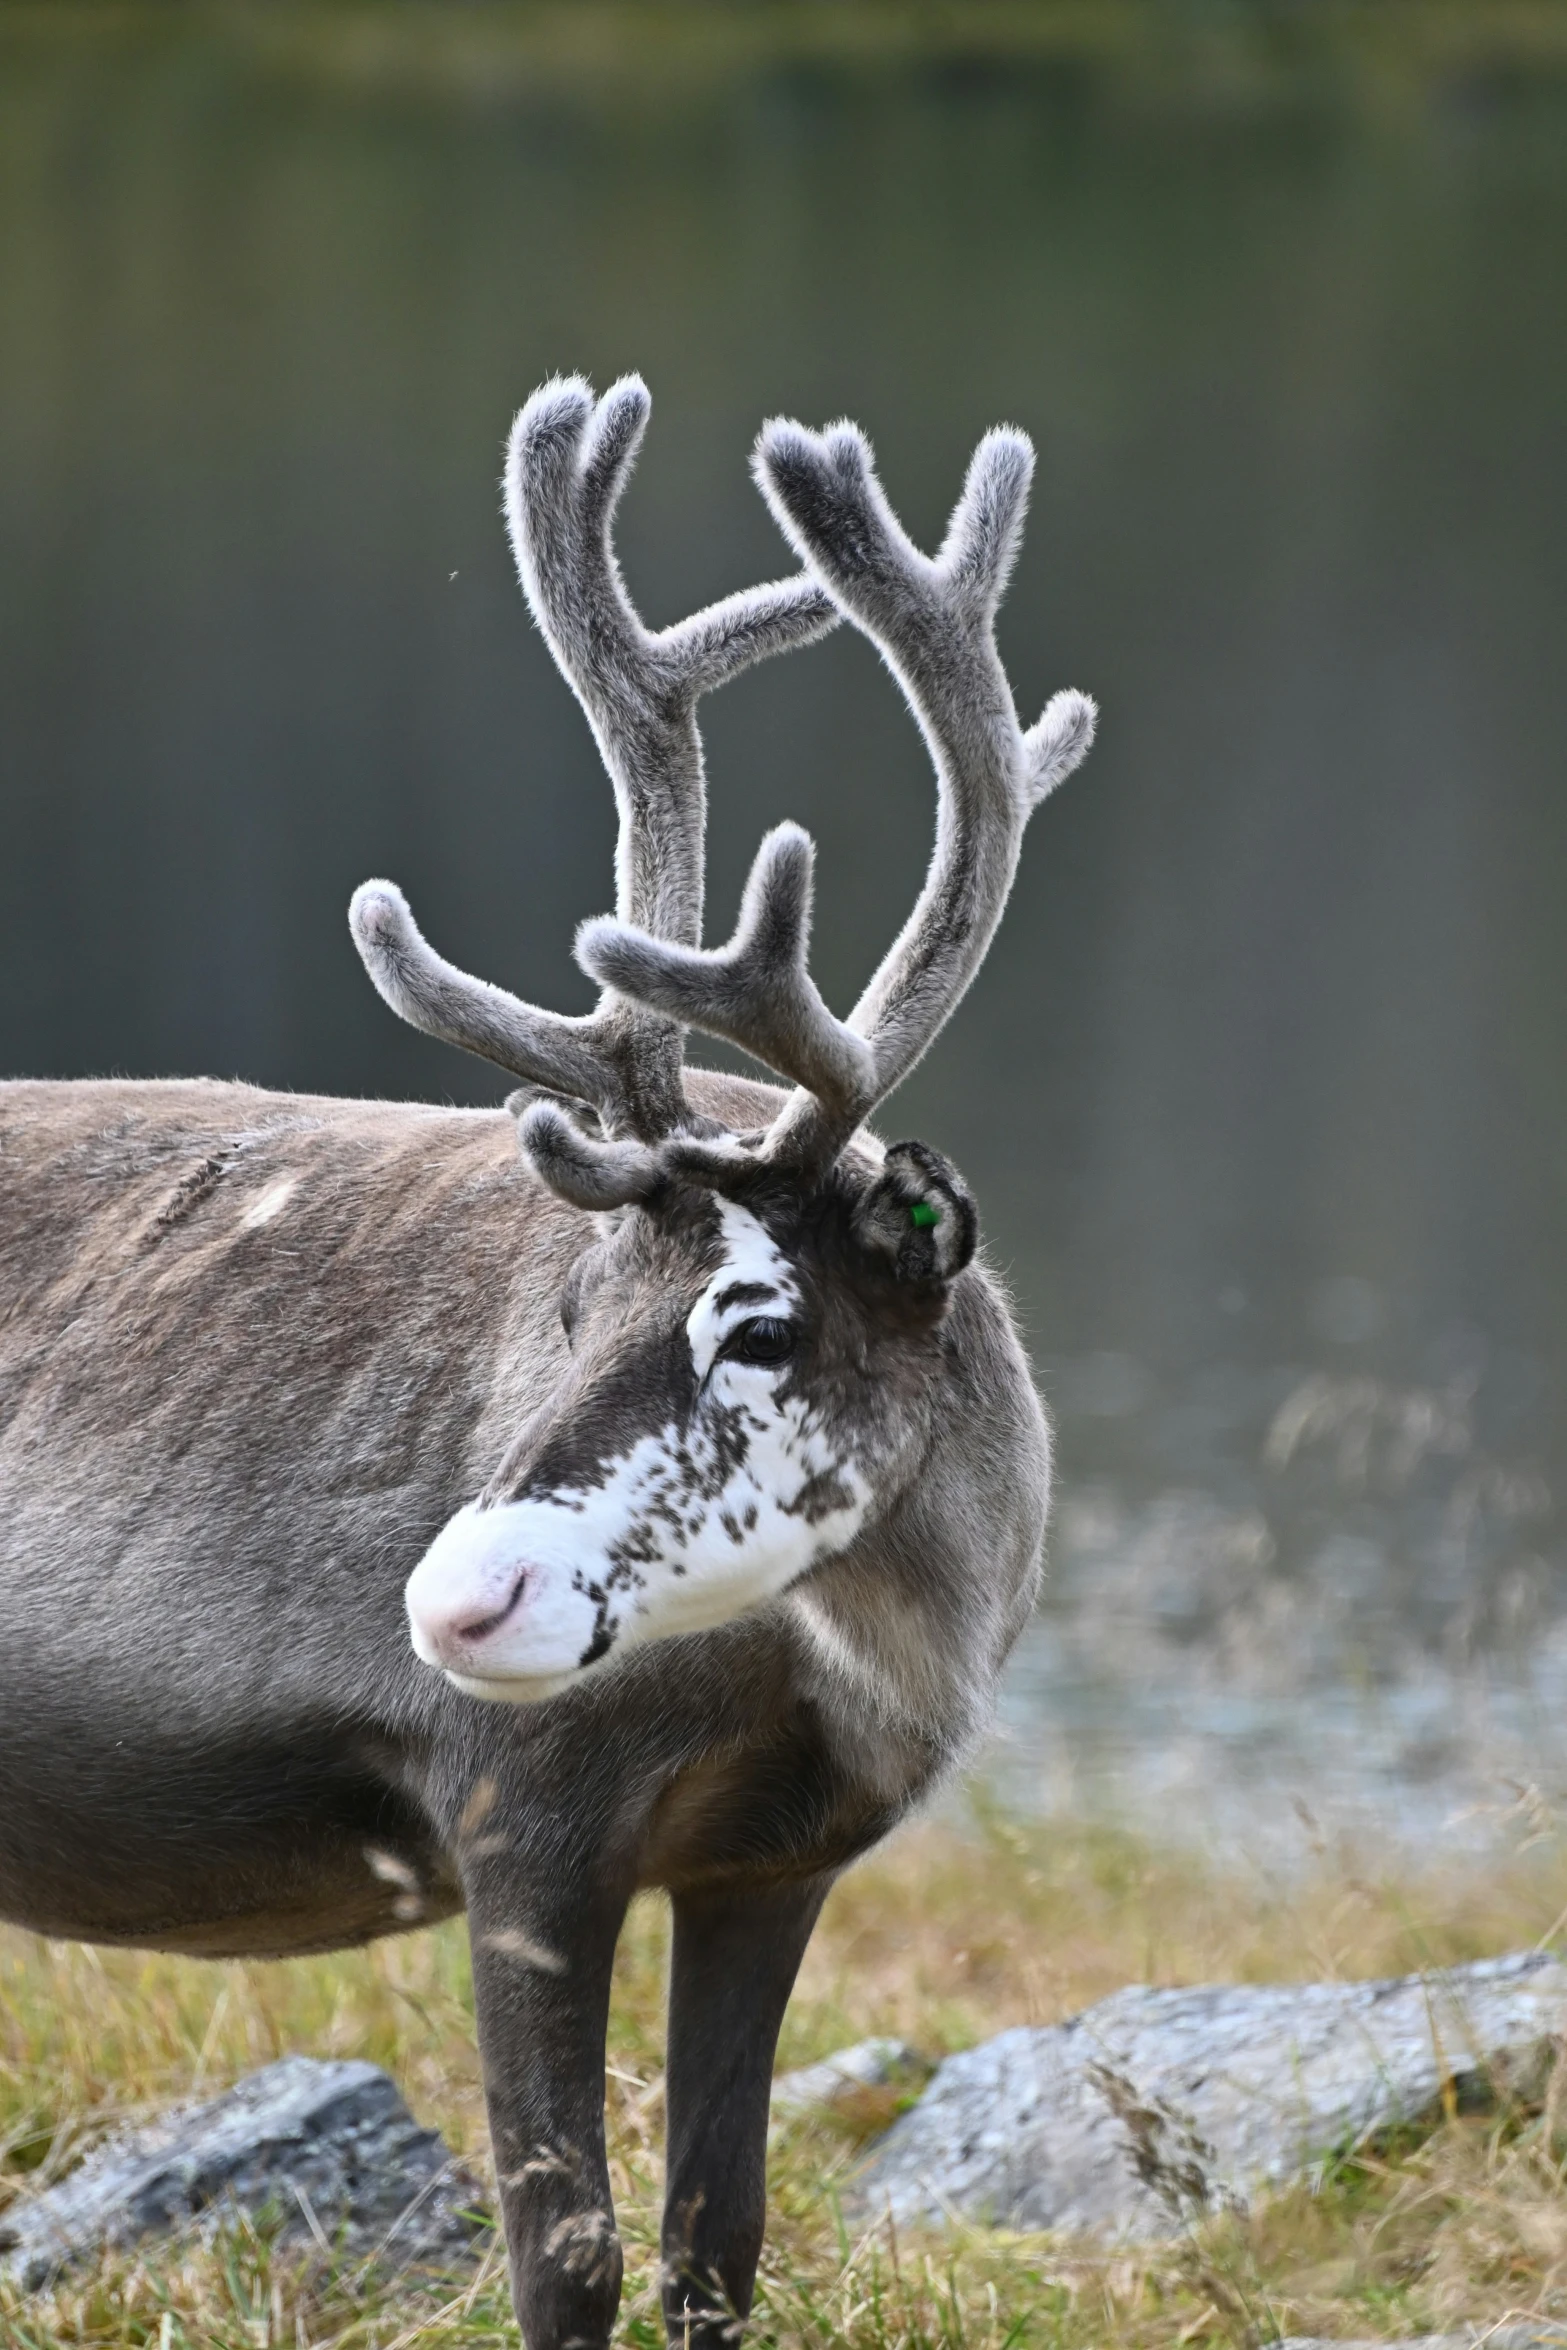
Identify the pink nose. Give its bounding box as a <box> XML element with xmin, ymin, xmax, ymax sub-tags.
<box><xmin>419</xmin><ymin>1570</ymin><xmax>528</xmax><ymax>1662</ymax></box>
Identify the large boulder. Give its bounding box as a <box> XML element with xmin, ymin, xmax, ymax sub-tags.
<box><xmin>855</xmin><ymin>1951</ymin><xmax>1567</xmax><ymax>2238</ymax></box>
<box><xmin>0</xmin><ymin>2054</ymin><xmax>486</xmax><ymax>2293</ymax></box>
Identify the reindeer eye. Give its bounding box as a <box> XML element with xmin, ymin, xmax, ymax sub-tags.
<box><xmin>726</xmin><ymin>1317</ymin><xmax>797</xmax><ymax>1367</ymax></box>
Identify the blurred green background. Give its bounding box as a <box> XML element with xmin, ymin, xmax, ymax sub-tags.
<box><xmin>5</xmin><ymin>2</ymin><xmax>1567</xmax><ymax>1845</ymax></box>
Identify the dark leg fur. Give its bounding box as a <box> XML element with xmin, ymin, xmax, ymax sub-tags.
<box><xmin>660</xmin><ymin>1875</ymin><xmax>834</xmax><ymax>2350</ymax></box>
<box><xmin>466</xmin><ymin>1855</ymin><xmax>635</xmax><ymax>2350</ymax></box>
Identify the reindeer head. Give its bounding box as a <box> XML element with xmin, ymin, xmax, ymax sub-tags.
<box><xmin>352</xmin><ymin>377</ymin><xmax>1094</xmax><ymax>1703</ymax></box>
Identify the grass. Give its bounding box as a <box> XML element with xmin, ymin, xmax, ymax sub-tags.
<box><xmin>6</xmin><ymin>1800</ymin><xmax>1567</xmax><ymax>2348</ymax></box>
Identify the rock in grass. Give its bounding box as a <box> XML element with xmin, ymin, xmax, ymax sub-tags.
<box><xmin>854</xmin><ymin>1951</ymin><xmax>1567</xmax><ymax>2239</ymax></box>
<box><xmin>0</xmin><ymin>2054</ymin><xmax>488</xmax><ymax>2293</ymax></box>
<box><xmin>771</xmin><ymin>2038</ymin><xmax>924</xmax><ymax>2119</ymax></box>
<box><xmin>1278</xmin><ymin>2336</ymin><xmax>1567</xmax><ymax>2349</ymax></box>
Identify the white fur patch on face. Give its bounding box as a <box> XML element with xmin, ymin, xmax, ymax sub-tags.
<box><xmin>404</xmin><ymin>1202</ymin><xmax>871</xmax><ymax>1702</ymax></box>
<box><xmin>684</xmin><ymin>1199</ymin><xmax>797</xmax><ymax>1378</ymax></box>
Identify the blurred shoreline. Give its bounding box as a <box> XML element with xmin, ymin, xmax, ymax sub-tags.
<box><xmin>988</xmin><ymin>1350</ymin><xmax>1567</xmax><ymax>1867</ymax></box>
<box><xmin>9</xmin><ymin>0</ymin><xmax>1567</xmax><ymax>111</ymax></box>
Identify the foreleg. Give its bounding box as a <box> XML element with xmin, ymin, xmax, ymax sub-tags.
<box><xmin>466</xmin><ymin>1858</ymin><xmax>633</xmax><ymax>2350</ymax></box>
<box><xmin>661</xmin><ymin>1874</ymin><xmax>832</xmax><ymax>2349</ymax></box>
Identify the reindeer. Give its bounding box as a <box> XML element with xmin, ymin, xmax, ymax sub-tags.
<box><xmin>0</xmin><ymin>377</ymin><xmax>1094</xmax><ymax>2349</ymax></box>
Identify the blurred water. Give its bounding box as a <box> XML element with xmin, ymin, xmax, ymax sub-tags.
<box><xmin>4</xmin><ymin>12</ymin><xmax>1567</xmax><ymax>1856</ymax></box>
<box><xmin>994</xmin><ymin>1356</ymin><xmax>1567</xmax><ymax>1860</ymax></box>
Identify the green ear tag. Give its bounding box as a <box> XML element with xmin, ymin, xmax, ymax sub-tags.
<box><xmin>909</xmin><ymin>1200</ymin><xmax>941</xmax><ymax>1230</ymax></box>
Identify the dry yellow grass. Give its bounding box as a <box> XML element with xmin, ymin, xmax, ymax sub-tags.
<box><xmin>5</xmin><ymin>1802</ymin><xmax>1567</xmax><ymax>2349</ymax></box>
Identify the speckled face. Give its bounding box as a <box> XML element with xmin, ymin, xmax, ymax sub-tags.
<box><xmin>404</xmin><ymin>1142</ymin><xmax>977</xmax><ymax>1705</ymax></box>
<box><xmin>405</xmin><ymin>1199</ymin><xmax>877</xmax><ymax>1702</ymax></box>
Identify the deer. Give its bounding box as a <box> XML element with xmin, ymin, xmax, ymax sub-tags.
<box><xmin>0</xmin><ymin>375</ymin><xmax>1095</xmax><ymax>2349</ymax></box>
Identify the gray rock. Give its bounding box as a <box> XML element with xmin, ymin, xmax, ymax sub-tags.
<box><xmin>1278</xmin><ymin>2337</ymin><xmax>1567</xmax><ymax>2350</ymax></box>
<box><xmin>855</xmin><ymin>1951</ymin><xmax>1567</xmax><ymax>2238</ymax></box>
<box><xmin>0</xmin><ymin>2054</ymin><xmax>488</xmax><ymax>2293</ymax></box>
<box><xmin>771</xmin><ymin>2038</ymin><xmax>923</xmax><ymax>2119</ymax></box>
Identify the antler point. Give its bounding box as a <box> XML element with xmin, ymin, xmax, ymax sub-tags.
<box><xmin>572</xmin><ymin>913</ymin><xmax>626</xmax><ymax>987</ymax></box>
<box><xmin>760</xmin><ymin>817</ymin><xmax>813</xmax><ymax>857</ymax></box>
<box><xmin>1023</xmin><ymin>687</ymin><xmax>1098</xmax><ymax>805</ymax></box>
<box><xmin>512</xmin><ymin>375</ymin><xmax>594</xmax><ymax>439</ymax></box>
<box><xmin>348</xmin><ymin>878</ymin><xmax>412</xmax><ymax>947</ymax></box>
<box><xmin>977</xmin><ymin>422</ymin><xmax>1034</xmax><ymax>458</ymax></box>
<box><xmin>752</xmin><ymin>416</ymin><xmax>811</xmax><ymax>473</ymax></box>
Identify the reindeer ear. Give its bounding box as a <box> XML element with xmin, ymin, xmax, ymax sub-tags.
<box><xmin>851</xmin><ymin>1140</ymin><xmax>977</xmax><ymax>1285</ymax></box>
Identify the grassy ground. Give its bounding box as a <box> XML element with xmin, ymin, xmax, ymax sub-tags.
<box><xmin>6</xmin><ymin>1801</ymin><xmax>1567</xmax><ymax>2349</ymax></box>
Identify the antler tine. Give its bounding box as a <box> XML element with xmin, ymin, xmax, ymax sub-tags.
<box><xmin>573</xmin><ymin>415</ymin><xmax>1095</xmax><ymax>1167</ymax></box>
<box><xmin>349</xmin><ymin>880</ymin><xmax>620</xmax><ymax>1107</ymax></box>
<box><xmin>1023</xmin><ymin>686</ymin><xmax>1098</xmax><ymax>808</ymax></box>
<box><xmin>656</xmin><ymin>575</ymin><xmax>834</xmax><ymax>698</ymax></box>
<box><xmin>748</xmin><ymin>415</ymin><xmax>1095</xmax><ymax>1164</ymax></box>
<box><xmin>350</xmin><ymin>375</ymin><xmax>838</xmax><ymax>1162</ymax></box>
<box><xmin>514</xmin><ymin>1098</ymin><xmax>665</xmax><ymax>1213</ymax></box>
<box><xmin>506</xmin><ymin>375</ymin><xmax>839</xmax><ymax>1142</ymax></box>
<box><xmin>506</xmin><ymin>375</ymin><xmax>839</xmax><ymax>953</ymax></box>
<box><xmin>577</xmin><ymin>823</ymin><xmax>876</xmax><ymax>1119</ymax></box>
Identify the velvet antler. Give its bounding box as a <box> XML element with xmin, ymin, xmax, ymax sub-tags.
<box><xmin>350</xmin><ymin>376</ymin><xmax>837</xmax><ymax>1145</ymax></box>
<box><xmin>578</xmin><ymin>415</ymin><xmax>1097</xmax><ymax>1177</ymax></box>
<box><xmin>353</xmin><ymin>379</ymin><xmax>1094</xmax><ymax>1211</ymax></box>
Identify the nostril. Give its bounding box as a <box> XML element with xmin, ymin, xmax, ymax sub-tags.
<box><xmin>449</xmin><ymin>1571</ymin><xmax>528</xmax><ymax>1646</ymax></box>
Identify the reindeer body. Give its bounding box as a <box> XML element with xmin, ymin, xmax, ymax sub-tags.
<box><xmin>0</xmin><ymin>377</ymin><xmax>1093</xmax><ymax>2349</ymax></box>
<box><xmin>0</xmin><ymin>1066</ymin><xmax>1042</xmax><ymax>1960</ymax></box>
